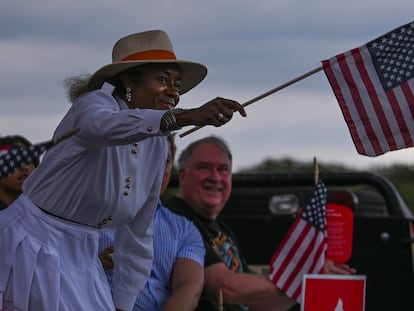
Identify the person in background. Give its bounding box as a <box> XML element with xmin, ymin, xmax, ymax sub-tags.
<box><xmin>0</xmin><ymin>30</ymin><xmax>246</xmax><ymax>311</ymax></box>
<box><xmin>99</xmin><ymin>134</ymin><xmax>205</xmax><ymax>310</ymax></box>
<box><xmin>165</xmin><ymin>136</ymin><xmax>355</xmax><ymax>311</ymax></box>
<box><xmin>0</xmin><ymin>135</ymin><xmax>38</xmax><ymax>210</ymax></box>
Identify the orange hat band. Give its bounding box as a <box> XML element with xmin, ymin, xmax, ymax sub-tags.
<box><xmin>121</xmin><ymin>49</ymin><xmax>177</xmax><ymax>62</ymax></box>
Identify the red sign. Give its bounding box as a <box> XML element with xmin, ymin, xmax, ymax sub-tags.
<box><xmin>302</xmin><ymin>274</ymin><xmax>366</xmax><ymax>311</ymax></box>
<box><xmin>326</xmin><ymin>203</ymin><xmax>354</xmax><ymax>263</ymax></box>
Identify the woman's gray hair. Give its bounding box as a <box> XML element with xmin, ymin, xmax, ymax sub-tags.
<box><xmin>177</xmin><ymin>135</ymin><xmax>232</xmax><ymax>170</ymax></box>
<box><xmin>63</xmin><ymin>65</ymin><xmax>145</xmax><ymax>103</ymax></box>
<box><xmin>63</xmin><ymin>74</ymin><xmax>95</xmax><ymax>103</ymax></box>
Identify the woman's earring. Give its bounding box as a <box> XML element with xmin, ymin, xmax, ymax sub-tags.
<box><xmin>125</xmin><ymin>87</ymin><xmax>132</xmax><ymax>102</ymax></box>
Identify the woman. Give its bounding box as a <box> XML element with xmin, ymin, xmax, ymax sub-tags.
<box><xmin>0</xmin><ymin>30</ymin><xmax>246</xmax><ymax>311</ymax></box>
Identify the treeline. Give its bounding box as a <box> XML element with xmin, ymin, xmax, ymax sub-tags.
<box><xmin>237</xmin><ymin>157</ymin><xmax>414</xmax><ymax>213</ymax></box>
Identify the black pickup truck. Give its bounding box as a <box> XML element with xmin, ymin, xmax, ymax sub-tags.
<box><xmin>168</xmin><ymin>171</ymin><xmax>414</xmax><ymax>311</ymax></box>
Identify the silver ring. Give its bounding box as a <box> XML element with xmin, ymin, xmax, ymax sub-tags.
<box><xmin>217</xmin><ymin>113</ymin><xmax>225</xmax><ymax>121</ymax></box>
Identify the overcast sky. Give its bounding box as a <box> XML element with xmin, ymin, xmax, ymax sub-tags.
<box><xmin>1</xmin><ymin>0</ymin><xmax>414</xmax><ymax>172</ymax></box>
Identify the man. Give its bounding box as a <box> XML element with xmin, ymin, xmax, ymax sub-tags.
<box><xmin>0</xmin><ymin>135</ymin><xmax>38</xmax><ymax>210</ymax></box>
<box><xmin>165</xmin><ymin>136</ymin><xmax>355</xmax><ymax>311</ymax></box>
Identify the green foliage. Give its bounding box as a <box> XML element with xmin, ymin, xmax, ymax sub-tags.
<box><xmin>237</xmin><ymin>157</ymin><xmax>351</xmax><ymax>173</ymax></box>
<box><xmin>374</xmin><ymin>164</ymin><xmax>414</xmax><ymax>213</ymax></box>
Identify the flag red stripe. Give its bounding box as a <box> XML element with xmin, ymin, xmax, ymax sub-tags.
<box><xmin>351</xmin><ymin>49</ymin><xmax>388</xmax><ymax>154</ymax></box>
<box><xmin>290</xmin><ymin>241</ymin><xmax>326</xmax><ymax>301</ymax></box>
<box><xmin>282</xmin><ymin>228</ymin><xmax>318</xmax><ymax>290</ymax></box>
<box><xmin>352</xmin><ymin>49</ymin><xmax>398</xmax><ymax>152</ymax></box>
<box><xmin>269</xmin><ymin>220</ymin><xmax>310</xmax><ymax>284</ymax></box>
<box><xmin>281</xmin><ymin>228</ymin><xmax>320</xmax><ymax>300</ymax></box>
<box><xmin>270</xmin><ymin>223</ymin><xmax>326</xmax><ymax>301</ymax></box>
<box><xmin>322</xmin><ymin>60</ymin><xmax>367</xmax><ymax>154</ymax></box>
<box><xmin>307</xmin><ymin>238</ymin><xmax>326</xmax><ymax>275</ymax></box>
<box><xmin>334</xmin><ymin>53</ymin><xmax>369</xmax><ymax>140</ymax></box>
<box><xmin>393</xmin><ymin>82</ymin><xmax>414</xmax><ymax>146</ymax></box>
<box><xmin>281</xmin><ymin>229</ymin><xmax>326</xmax><ymax>301</ymax></box>
<box><xmin>386</xmin><ymin>88</ymin><xmax>413</xmax><ymax>147</ymax></box>
<box><xmin>401</xmin><ymin>83</ymin><xmax>414</xmax><ymax>120</ymax></box>
<box><xmin>336</xmin><ymin>52</ymin><xmax>382</xmax><ymax>154</ymax></box>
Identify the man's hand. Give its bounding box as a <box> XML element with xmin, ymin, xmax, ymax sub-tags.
<box><xmin>324</xmin><ymin>258</ymin><xmax>357</xmax><ymax>275</ymax></box>
<box><xmin>98</xmin><ymin>246</ymin><xmax>114</xmax><ymax>271</ymax></box>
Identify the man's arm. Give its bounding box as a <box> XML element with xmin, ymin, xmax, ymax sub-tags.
<box><xmin>204</xmin><ymin>262</ymin><xmax>296</xmax><ymax>310</ymax></box>
<box><xmin>162</xmin><ymin>258</ymin><xmax>204</xmax><ymax>311</ymax></box>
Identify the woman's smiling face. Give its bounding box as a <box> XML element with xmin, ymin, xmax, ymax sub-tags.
<box><xmin>122</xmin><ymin>64</ymin><xmax>182</xmax><ymax>110</ymax></box>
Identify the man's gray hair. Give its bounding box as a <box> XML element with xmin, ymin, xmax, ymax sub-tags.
<box><xmin>178</xmin><ymin>136</ymin><xmax>232</xmax><ymax>170</ymax></box>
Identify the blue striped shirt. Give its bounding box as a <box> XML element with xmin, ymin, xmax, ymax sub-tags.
<box><xmin>99</xmin><ymin>201</ymin><xmax>205</xmax><ymax>310</ymax></box>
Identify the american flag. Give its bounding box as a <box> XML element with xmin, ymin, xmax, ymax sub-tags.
<box><xmin>268</xmin><ymin>180</ymin><xmax>327</xmax><ymax>302</ymax></box>
<box><xmin>322</xmin><ymin>21</ymin><xmax>414</xmax><ymax>156</ymax></box>
<box><xmin>0</xmin><ymin>141</ymin><xmax>52</xmax><ymax>180</ymax></box>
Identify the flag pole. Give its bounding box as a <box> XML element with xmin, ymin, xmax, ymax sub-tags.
<box><xmin>218</xmin><ymin>289</ymin><xmax>223</xmax><ymax>311</ymax></box>
<box><xmin>313</xmin><ymin>156</ymin><xmax>319</xmax><ymax>186</ymax></box>
<box><xmin>179</xmin><ymin>65</ymin><xmax>323</xmax><ymax>138</ymax></box>
<box><xmin>53</xmin><ymin>127</ymin><xmax>80</xmax><ymax>145</ymax></box>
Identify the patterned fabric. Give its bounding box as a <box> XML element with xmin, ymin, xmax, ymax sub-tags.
<box><xmin>0</xmin><ymin>141</ymin><xmax>52</xmax><ymax>180</ymax></box>
<box><xmin>209</xmin><ymin>221</ymin><xmax>243</xmax><ymax>273</ymax></box>
<box><xmin>323</xmin><ymin>21</ymin><xmax>414</xmax><ymax>156</ymax></box>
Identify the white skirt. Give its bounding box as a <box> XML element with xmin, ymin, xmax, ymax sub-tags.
<box><xmin>0</xmin><ymin>194</ymin><xmax>115</xmax><ymax>311</ymax></box>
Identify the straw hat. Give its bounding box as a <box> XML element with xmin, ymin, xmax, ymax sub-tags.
<box><xmin>89</xmin><ymin>30</ymin><xmax>207</xmax><ymax>94</ymax></box>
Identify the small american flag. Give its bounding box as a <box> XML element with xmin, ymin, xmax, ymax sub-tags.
<box><xmin>269</xmin><ymin>180</ymin><xmax>327</xmax><ymax>302</ymax></box>
<box><xmin>323</xmin><ymin>21</ymin><xmax>414</xmax><ymax>156</ymax></box>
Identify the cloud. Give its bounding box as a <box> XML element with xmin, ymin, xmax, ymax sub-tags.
<box><xmin>1</xmin><ymin>0</ymin><xmax>414</xmax><ymax>171</ymax></box>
